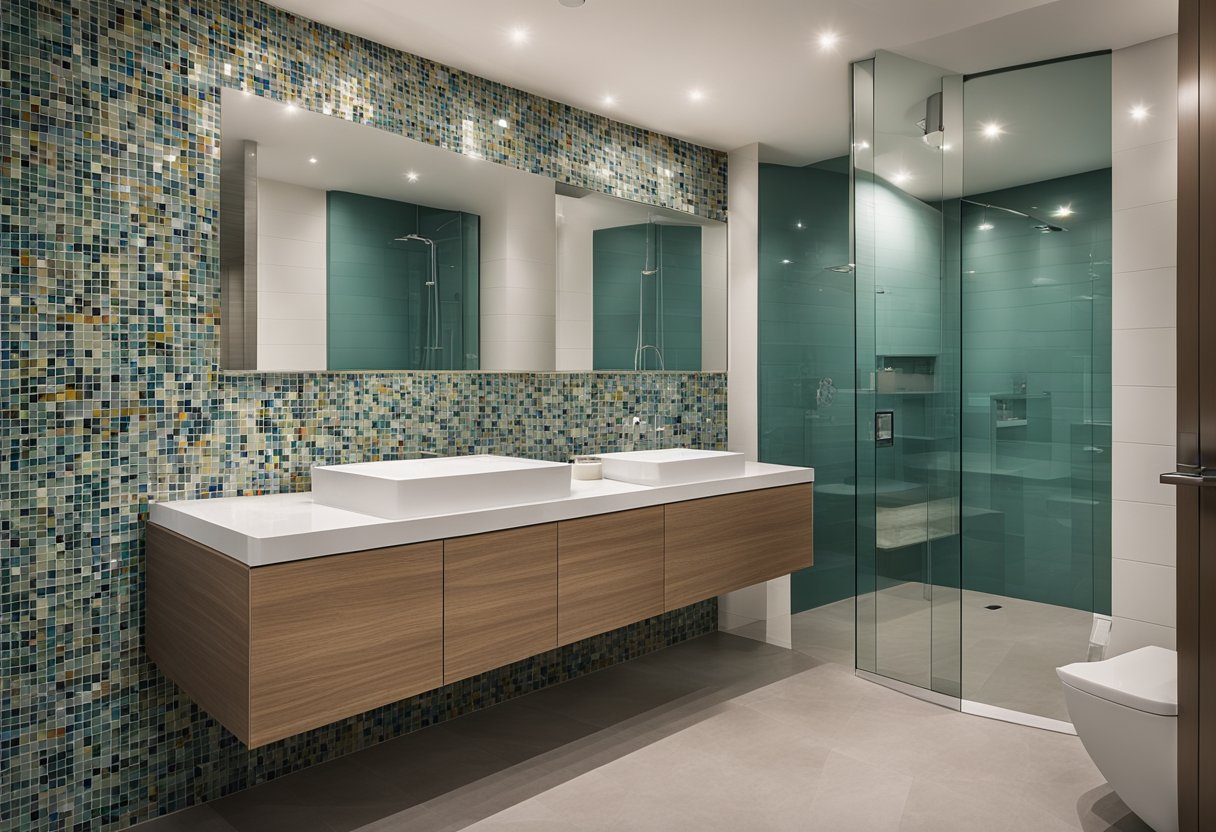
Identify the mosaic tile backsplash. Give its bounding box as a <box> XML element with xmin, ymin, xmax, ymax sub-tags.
<box><xmin>1</xmin><ymin>0</ymin><xmax>730</xmax><ymax>828</ymax></box>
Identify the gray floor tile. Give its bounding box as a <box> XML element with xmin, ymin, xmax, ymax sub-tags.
<box><xmin>133</xmin><ymin>630</ymin><xmax>1141</xmax><ymax>832</ymax></box>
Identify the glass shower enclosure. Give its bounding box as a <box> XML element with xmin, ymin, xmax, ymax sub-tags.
<box><xmin>851</xmin><ymin>51</ymin><xmax>1112</xmax><ymax>723</ymax></box>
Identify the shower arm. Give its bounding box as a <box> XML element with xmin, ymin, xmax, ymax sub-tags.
<box><xmin>960</xmin><ymin>198</ymin><xmax>1067</xmax><ymax>231</ymax></box>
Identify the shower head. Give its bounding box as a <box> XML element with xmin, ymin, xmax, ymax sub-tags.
<box><xmin>394</xmin><ymin>232</ymin><xmax>434</xmax><ymax>245</ymax></box>
<box><xmin>641</xmin><ymin>269</ymin><xmax>659</xmax><ymax>276</ymax></box>
<box><xmin>1033</xmin><ymin>223</ymin><xmax>1066</xmax><ymax>233</ymax></box>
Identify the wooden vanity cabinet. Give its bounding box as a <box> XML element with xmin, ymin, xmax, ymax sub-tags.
<box><xmin>442</xmin><ymin>523</ymin><xmax>558</xmax><ymax>684</ymax></box>
<box><xmin>145</xmin><ymin>524</ymin><xmax>443</xmax><ymax>747</ymax></box>
<box><xmin>663</xmin><ymin>484</ymin><xmax>814</xmax><ymax>611</ymax></box>
<box><xmin>147</xmin><ymin>483</ymin><xmax>812</xmax><ymax>747</ymax></box>
<box><xmin>557</xmin><ymin>506</ymin><xmax>665</xmax><ymax>645</ymax></box>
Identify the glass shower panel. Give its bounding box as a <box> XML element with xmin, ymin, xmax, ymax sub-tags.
<box><xmin>959</xmin><ymin>54</ymin><xmax>1111</xmax><ymax>721</ymax></box>
<box><xmin>854</xmin><ymin>52</ymin><xmax>962</xmax><ymax>697</ymax></box>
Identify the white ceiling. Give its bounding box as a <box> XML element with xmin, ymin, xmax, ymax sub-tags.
<box><xmin>265</xmin><ymin>0</ymin><xmax>1175</xmax><ymax>165</ymax></box>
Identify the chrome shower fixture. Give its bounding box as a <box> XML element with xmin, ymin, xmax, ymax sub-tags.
<box><xmin>962</xmin><ymin>198</ymin><xmax>1069</xmax><ymax>232</ymax></box>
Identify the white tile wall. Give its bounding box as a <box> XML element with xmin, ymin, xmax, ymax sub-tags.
<box><xmin>1111</xmin><ymin>268</ymin><xmax>1176</xmax><ymax>329</ymax></box>
<box><xmin>720</xmin><ymin>143</ymin><xmax>791</xmax><ymax>642</ymax></box>
<box><xmin>1112</xmin><ymin>559</ymin><xmax>1177</xmax><ymax>628</ymax></box>
<box><xmin>1109</xmin><ymin>35</ymin><xmax>1179</xmax><ymax>656</ymax></box>
<box><xmin>1112</xmin><ymin>500</ymin><xmax>1177</xmax><ymax>567</ymax></box>
<box><xmin>257</xmin><ymin>179</ymin><xmax>327</xmax><ymax>371</ymax></box>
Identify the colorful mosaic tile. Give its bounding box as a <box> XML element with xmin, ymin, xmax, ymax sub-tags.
<box><xmin>0</xmin><ymin>0</ymin><xmax>729</xmax><ymax>829</ymax></box>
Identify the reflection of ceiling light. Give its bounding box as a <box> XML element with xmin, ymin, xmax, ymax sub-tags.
<box><xmin>509</xmin><ymin>27</ymin><xmax>529</xmax><ymax>45</ymax></box>
<box><xmin>663</xmin><ymin>168</ymin><xmax>673</xmax><ymax>178</ymax></box>
<box><xmin>405</xmin><ymin>171</ymin><xmax>419</xmax><ymax>182</ymax></box>
<box><xmin>941</xmin><ymin>143</ymin><xmax>952</xmax><ymax>152</ymax></box>
<box><xmin>853</xmin><ymin>140</ymin><xmax>869</xmax><ymax>150</ymax></box>
<box><xmin>688</xmin><ymin>89</ymin><xmax>705</xmax><ymax>103</ymax></box>
<box><xmin>1053</xmin><ymin>204</ymin><xmax>1074</xmax><ymax>218</ymax></box>
<box><xmin>781</xmin><ymin>259</ymin><xmax>792</xmax><ymax>264</ymax></box>
<box><xmin>223</xmin><ymin>63</ymin><xmax>232</xmax><ymax>76</ymax></box>
<box><xmin>978</xmin><ymin>222</ymin><xmax>994</xmax><ymax>231</ymax></box>
<box><xmin>892</xmin><ymin>170</ymin><xmax>911</xmax><ymax>185</ymax></box>
<box><xmin>981</xmin><ymin>122</ymin><xmax>1004</xmax><ymax>139</ymax></box>
<box><xmin>285</xmin><ymin>103</ymin><xmax>297</xmax><ymax>113</ymax></box>
<box><xmin>496</xmin><ymin>118</ymin><xmax>510</xmax><ymax>128</ymax></box>
<box><xmin>1130</xmin><ymin>104</ymin><xmax>1150</xmax><ymax>121</ymax></box>
<box><xmin>308</xmin><ymin>157</ymin><xmax>317</xmax><ymax>164</ymax></box>
<box><xmin>817</xmin><ymin>31</ymin><xmax>839</xmax><ymax>49</ymax></box>
<box><xmin>795</xmin><ymin>221</ymin><xmax>804</xmax><ymax>229</ymax></box>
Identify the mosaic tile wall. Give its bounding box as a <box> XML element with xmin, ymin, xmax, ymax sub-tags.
<box><xmin>1</xmin><ymin>0</ymin><xmax>730</xmax><ymax>828</ymax></box>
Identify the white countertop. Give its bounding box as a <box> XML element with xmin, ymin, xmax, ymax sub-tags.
<box><xmin>149</xmin><ymin>461</ymin><xmax>814</xmax><ymax>566</ymax></box>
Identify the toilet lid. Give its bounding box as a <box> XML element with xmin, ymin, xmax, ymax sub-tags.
<box><xmin>1057</xmin><ymin>646</ymin><xmax>1177</xmax><ymax>716</ymax></box>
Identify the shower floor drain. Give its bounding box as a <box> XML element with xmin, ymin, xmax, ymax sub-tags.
<box><xmin>984</xmin><ymin>604</ymin><xmax>1003</xmax><ymax>610</ymax></box>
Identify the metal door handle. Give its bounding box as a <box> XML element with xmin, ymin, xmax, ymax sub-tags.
<box><xmin>1160</xmin><ymin>470</ymin><xmax>1216</xmax><ymax>486</ymax></box>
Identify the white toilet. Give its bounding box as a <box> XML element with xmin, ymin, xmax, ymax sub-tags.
<box><xmin>1058</xmin><ymin>646</ymin><xmax>1178</xmax><ymax>832</ymax></box>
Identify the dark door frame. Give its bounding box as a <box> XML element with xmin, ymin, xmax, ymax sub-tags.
<box><xmin>1168</xmin><ymin>1</ymin><xmax>1213</xmax><ymax>828</ymax></box>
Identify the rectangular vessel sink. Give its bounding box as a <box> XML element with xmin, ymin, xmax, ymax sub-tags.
<box><xmin>311</xmin><ymin>455</ymin><xmax>571</xmax><ymax>519</ymax></box>
<box><xmin>597</xmin><ymin>448</ymin><xmax>746</xmax><ymax>486</ymax></box>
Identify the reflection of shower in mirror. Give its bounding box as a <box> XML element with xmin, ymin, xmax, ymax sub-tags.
<box><xmin>634</xmin><ymin>221</ymin><xmax>666</xmax><ymax>371</ymax></box>
<box><xmin>393</xmin><ymin>231</ymin><xmax>442</xmax><ymax>369</ymax></box>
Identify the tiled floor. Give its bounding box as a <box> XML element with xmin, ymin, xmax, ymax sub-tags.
<box><xmin>738</xmin><ymin>588</ymin><xmax>1096</xmax><ymax>722</ymax></box>
<box><xmin>137</xmin><ymin>631</ymin><xmax>1148</xmax><ymax>832</ymax></box>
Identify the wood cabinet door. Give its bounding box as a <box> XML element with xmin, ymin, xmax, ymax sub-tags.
<box><xmin>664</xmin><ymin>484</ymin><xmax>813</xmax><ymax>611</ymax></box>
<box><xmin>247</xmin><ymin>541</ymin><xmax>443</xmax><ymax>746</ymax></box>
<box><xmin>558</xmin><ymin>507</ymin><xmax>664</xmax><ymax>645</ymax></box>
<box><xmin>443</xmin><ymin>524</ymin><xmax>558</xmax><ymax>684</ymax></box>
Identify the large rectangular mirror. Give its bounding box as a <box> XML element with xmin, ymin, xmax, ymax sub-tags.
<box><xmin>219</xmin><ymin>89</ymin><xmax>727</xmax><ymax>372</ymax></box>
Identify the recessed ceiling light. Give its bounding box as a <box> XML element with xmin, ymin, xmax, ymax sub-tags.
<box><xmin>496</xmin><ymin>118</ymin><xmax>510</xmax><ymax>128</ymax></box>
<box><xmin>285</xmin><ymin>103</ymin><xmax>297</xmax><ymax>113</ymax></box>
<box><xmin>308</xmin><ymin>157</ymin><xmax>317</xmax><ymax>164</ymax></box>
<box><xmin>405</xmin><ymin>171</ymin><xmax>419</xmax><ymax>182</ymax></box>
<box><xmin>1053</xmin><ymin>204</ymin><xmax>1074</xmax><ymax>218</ymax></box>
<box><xmin>1130</xmin><ymin>104</ymin><xmax>1150</xmax><ymax>121</ymax></box>
<box><xmin>602</xmin><ymin>94</ymin><xmax>617</xmax><ymax>107</ymax></box>
<box><xmin>688</xmin><ymin>89</ymin><xmax>706</xmax><ymax>103</ymax></box>
<box><xmin>892</xmin><ymin>170</ymin><xmax>911</xmax><ymax>184</ymax></box>
<box><xmin>509</xmin><ymin>26</ymin><xmax>529</xmax><ymax>45</ymax></box>
<box><xmin>558</xmin><ymin>0</ymin><xmax>585</xmax><ymax>6</ymax></box>
<box><xmin>817</xmin><ymin>31</ymin><xmax>839</xmax><ymax>49</ymax></box>
<box><xmin>981</xmin><ymin>121</ymin><xmax>1004</xmax><ymax>139</ymax></box>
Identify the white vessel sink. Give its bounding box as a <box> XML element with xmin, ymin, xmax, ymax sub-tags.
<box><xmin>311</xmin><ymin>455</ymin><xmax>571</xmax><ymax>519</ymax></box>
<box><xmin>597</xmin><ymin>448</ymin><xmax>746</xmax><ymax>486</ymax></box>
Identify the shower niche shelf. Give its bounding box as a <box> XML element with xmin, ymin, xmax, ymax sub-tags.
<box><xmin>874</xmin><ymin>355</ymin><xmax>936</xmax><ymax>394</ymax></box>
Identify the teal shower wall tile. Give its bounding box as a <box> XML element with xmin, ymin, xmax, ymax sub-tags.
<box><xmin>1</xmin><ymin>0</ymin><xmax>728</xmax><ymax>828</ymax></box>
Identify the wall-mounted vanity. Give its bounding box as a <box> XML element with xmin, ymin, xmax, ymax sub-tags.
<box><xmin>146</xmin><ymin>453</ymin><xmax>813</xmax><ymax>747</ymax></box>
<box><xmin>220</xmin><ymin>89</ymin><xmax>728</xmax><ymax>373</ymax></box>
